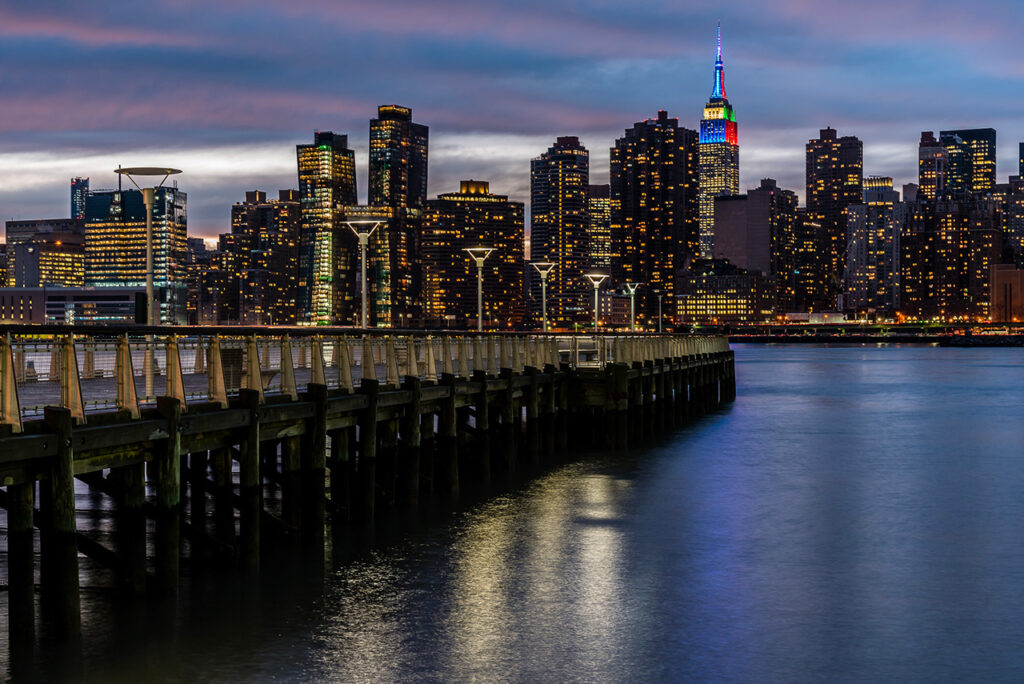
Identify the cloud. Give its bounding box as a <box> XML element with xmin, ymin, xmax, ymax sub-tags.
<box><xmin>1</xmin><ymin>0</ymin><xmax>1022</xmax><ymax>238</ymax></box>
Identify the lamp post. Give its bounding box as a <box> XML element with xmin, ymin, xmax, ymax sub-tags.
<box><xmin>655</xmin><ymin>290</ymin><xmax>664</xmax><ymax>333</ymax></box>
<box><xmin>115</xmin><ymin>166</ymin><xmax>182</xmax><ymax>401</ymax></box>
<box><xmin>584</xmin><ymin>273</ymin><xmax>608</xmax><ymax>332</ymax></box>
<box><xmin>464</xmin><ymin>247</ymin><xmax>494</xmax><ymax>332</ymax></box>
<box><xmin>345</xmin><ymin>220</ymin><xmax>382</xmax><ymax>329</ymax></box>
<box><xmin>624</xmin><ymin>282</ymin><xmax>641</xmax><ymax>332</ymax></box>
<box><xmin>530</xmin><ymin>261</ymin><xmax>556</xmax><ymax>332</ymax></box>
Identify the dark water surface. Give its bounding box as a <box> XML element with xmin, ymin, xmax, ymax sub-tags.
<box><xmin>11</xmin><ymin>343</ymin><xmax>1024</xmax><ymax>682</ymax></box>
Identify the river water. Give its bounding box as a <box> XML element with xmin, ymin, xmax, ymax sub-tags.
<box><xmin>9</xmin><ymin>343</ymin><xmax>1024</xmax><ymax>682</ymax></box>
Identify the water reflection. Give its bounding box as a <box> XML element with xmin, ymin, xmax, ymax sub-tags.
<box><xmin>11</xmin><ymin>344</ymin><xmax>1024</xmax><ymax>682</ymax></box>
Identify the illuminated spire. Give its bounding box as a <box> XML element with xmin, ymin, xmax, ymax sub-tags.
<box><xmin>711</xmin><ymin>21</ymin><xmax>726</xmax><ymax>100</ymax></box>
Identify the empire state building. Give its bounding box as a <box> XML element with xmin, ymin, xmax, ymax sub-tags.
<box><xmin>698</xmin><ymin>23</ymin><xmax>739</xmax><ymax>258</ymax></box>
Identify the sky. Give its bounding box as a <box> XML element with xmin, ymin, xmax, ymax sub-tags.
<box><xmin>1</xmin><ymin>0</ymin><xmax>1022</xmax><ymax>241</ymax></box>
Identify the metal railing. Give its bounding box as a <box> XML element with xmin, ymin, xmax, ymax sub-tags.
<box><xmin>0</xmin><ymin>330</ymin><xmax>729</xmax><ymax>430</ymax></box>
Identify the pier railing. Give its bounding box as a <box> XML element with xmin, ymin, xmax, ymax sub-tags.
<box><xmin>0</xmin><ymin>330</ymin><xmax>728</xmax><ymax>430</ymax></box>
<box><xmin>0</xmin><ymin>326</ymin><xmax>732</xmax><ymax>652</ymax></box>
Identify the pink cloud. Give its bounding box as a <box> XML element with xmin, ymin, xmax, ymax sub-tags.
<box><xmin>0</xmin><ymin>8</ymin><xmax>207</xmax><ymax>47</ymax></box>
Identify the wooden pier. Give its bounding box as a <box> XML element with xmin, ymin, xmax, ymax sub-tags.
<box><xmin>0</xmin><ymin>328</ymin><xmax>734</xmax><ymax>649</ymax></box>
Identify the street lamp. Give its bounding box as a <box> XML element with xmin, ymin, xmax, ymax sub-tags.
<box><xmin>624</xmin><ymin>282</ymin><xmax>641</xmax><ymax>332</ymax></box>
<box><xmin>584</xmin><ymin>273</ymin><xmax>608</xmax><ymax>332</ymax></box>
<box><xmin>115</xmin><ymin>166</ymin><xmax>182</xmax><ymax>401</ymax></box>
<box><xmin>655</xmin><ymin>290</ymin><xmax>664</xmax><ymax>333</ymax></box>
<box><xmin>530</xmin><ymin>261</ymin><xmax>556</xmax><ymax>332</ymax></box>
<box><xmin>464</xmin><ymin>247</ymin><xmax>494</xmax><ymax>332</ymax></box>
<box><xmin>345</xmin><ymin>220</ymin><xmax>382</xmax><ymax>329</ymax></box>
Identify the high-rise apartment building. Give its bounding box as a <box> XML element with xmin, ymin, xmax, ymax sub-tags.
<box><xmin>297</xmin><ymin>131</ymin><xmax>358</xmax><ymax>324</ymax></box>
<box><xmin>587</xmin><ymin>184</ymin><xmax>612</xmax><ymax>271</ymax></box>
<box><xmin>698</xmin><ymin>23</ymin><xmax>739</xmax><ymax>258</ymax></box>
<box><xmin>845</xmin><ymin>177</ymin><xmax>907</xmax><ymax>313</ymax></box>
<box><xmin>530</xmin><ymin>137</ymin><xmax>590</xmax><ymax>326</ymax></box>
<box><xmin>71</xmin><ymin>177</ymin><xmax>89</xmax><ymax>220</ymax></box>
<box><xmin>369</xmin><ymin>105</ymin><xmax>428</xmax><ymax>209</ymax></box>
<box><xmin>421</xmin><ymin>181</ymin><xmax>524</xmax><ymax>329</ymax></box>
<box><xmin>84</xmin><ymin>187</ymin><xmax>188</xmax><ymax>323</ymax></box>
<box><xmin>4</xmin><ymin>218</ymin><xmax>84</xmax><ymax>286</ymax></box>
<box><xmin>712</xmin><ymin>178</ymin><xmax>797</xmax><ymax>313</ymax></box>
<box><xmin>610</xmin><ymin>110</ymin><xmax>699</xmax><ymax>323</ymax></box>
<box><xmin>939</xmin><ymin>128</ymin><xmax>996</xmax><ymax>194</ymax></box>
<box><xmin>806</xmin><ymin>127</ymin><xmax>863</xmax><ymax>308</ymax></box>
<box><xmin>228</xmin><ymin>190</ymin><xmax>302</xmax><ymax>325</ymax></box>
<box><xmin>918</xmin><ymin>132</ymin><xmax>948</xmax><ymax>201</ymax></box>
<box><xmin>900</xmin><ymin>195</ymin><xmax>1003</xmax><ymax>320</ymax></box>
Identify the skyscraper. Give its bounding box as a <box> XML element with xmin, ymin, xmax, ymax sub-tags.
<box><xmin>71</xmin><ymin>177</ymin><xmax>89</xmax><ymax>220</ymax></box>
<box><xmin>530</xmin><ymin>137</ymin><xmax>590</xmax><ymax>326</ymax></box>
<box><xmin>918</xmin><ymin>132</ymin><xmax>948</xmax><ymax>201</ymax></box>
<box><xmin>296</xmin><ymin>131</ymin><xmax>357</xmax><ymax>324</ymax></box>
<box><xmin>369</xmin><ymin>105</ymin><xmax>429</xmax><ymax>209</ymax></box>
<box><xmin>806</xmin><ymin>126</ymin><xmax>863</xmax><ymax>308</ymax></box>
<box><xmin>421</xmin><ymin>181</ymin><xmax>524</xmax><ymax>329</ymax></box>
<box><xmin>844</xmin><ymin>177</ymin><xmax>907</xmax><ymax>313</ymax></box>
<box><xmin>712</xmin><ymin>178</ymin><xmax>798</xmax><ymax>313</ymax></box>
<box><xmin>84</xmin><ymin>187</ymin><xmax>188</xmax><ymax>323</ymax></box>
<box><xmin>939</xmin><ymin>128</ymin><xmax>996</xmax><ymax>194</ymax></box>
<box><xmin>698</xmin><ymin>23</ymin><xmax>739</xmax><ymax>258</ymax></box>
<box><xmin>1018</xmin><ymin>142</ymin><xmax>1023</xmax><ymax>178</ymax></box>
<box><xmin>611</xmin><ymin>110</ymin><xmax>699</xmax><ymax>323</ymax></box>
<box><xmin>587</xmin><ymin>184</ymin><xmax>612</xmax><ymax>271</ymax></box>
<box><xmin>228</xmin><ymin>190</ymin><xmax>302</xmax><ymax>324</ymax></box>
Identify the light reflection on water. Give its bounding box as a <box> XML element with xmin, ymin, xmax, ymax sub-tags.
<box><xmin>11</xmin><ymin>343</ymin><xmax>1024</xmax><ymax>683</ymax></box>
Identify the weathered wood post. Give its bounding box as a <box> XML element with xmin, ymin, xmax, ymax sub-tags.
<box><xmin>354</xmin><ymin>378</ymin><xmax>378</xmax><ymax>522</ymax></box>
<box><xmin>210</xmin><ymin>445</ymin><xmax>234</xmax><ymax>547</ymax></box>
<box><xmin>238</xmin><ymin>389</ymin><xmax>261</xmax><ymax>571</ymax></box>
<box><xmin>542</xmin><ymin>363</ymin><xmax>557</xmax><ymax>458</ymax></box>
<box><xmin>189</xmin><ymin>450</ymin><xmax>208</xmax><ymax>549</ymax></box>
<box><xmin>399</xmin><ymin>375</ymin><xmax>422</xmax><ymax>507</ymax></box>
<box><xmin>439</xmin><ymin>373</ymin><xmax>459</xmax><ymax>499</ymax></box>
<box><xmin>499</xmin><ymin>367</ymin><xmax>517</xmax><ymax>471</ymax></box>
<box><xmin>8</xmin><ymin>481</ymin><xmax>35</xmax><ymax>645</ymax></box>
<box><xmin>40</xmin><ymin>406</ymin><xmax>80</xmax><ymax>639</ymax></box>
<box><xmin>610</xmin><ymin>362</ymin><xmax>629</xmax><ymax>449</ymax></box>
<box><xmin>525</xmin><ymin>365</ymin><xmax>540</xmax><ymax>462</ymax></box>
<box><xmin>301</xmin><ymin>383</ymin><xmax>328</xmax><ymax>545</ymax></box>
<box><xmin>281</xmin><ymin>436</ymin><xmax>302</xmax><ymax>532</ymax></box>
<box><xmin>329</xmin><ymin>428</ymin><xmax>352</xmax><ymax>522</ymax></box>
<box><xmin>471</xmin><ymin>369</ymin><xmax>492</xmax><ymax>483</ymax></box>
<box><xmin>155</xmin><ymin>396</ymin><xmax>183</xmax><ymax>595</ymax></box>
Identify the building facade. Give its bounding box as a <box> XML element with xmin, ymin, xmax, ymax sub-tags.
<box><xmin>83</xmin><ymin>187</ymin><xmax>187</xmax><ymax>324</ymax></box>
<box><xmin>698</xmin><ymin>23</ymin><xmax>739</xmax><ymax>258</ymax></box>
<box><xmin>610</xmin><ymin>110</ymin><xmax>699</xmax><ymax>324</ymax></box>
<box><xmin>227</xmin><ymin>190</ymin><xmax>302</xmax><ymax>325</ymax></box>
<box><xmin>530</xmin><ymin>137</ymin><xmax>590</xmax><ymax>326</ymax></box>
<box><xmin>939</xmin><ymin>128</ymin><xmax>996</xmax><ymax>194</ymax></box>
<box><xmin>297</xmin><ymin>131</ymin><xmax>358</xmax><ymax>324</ymax></box>
<box><xmin>844</xmin><ymin>177</ymin><xmax>907</xmax><ymax>314</ymax></box>
<box><xmin>806</xmin><ymin>127</ymin><xmax>863</xmax><ymax>309</ymax></box>
<box><xmin>368</xmin><ymin>105</ymin><xmax>428</xmax><ymax>209</ymax></box>
<box><xmin>587</xmin><ymin>184</ymin><xmax>612</xmax><ymax>272</ymax></box>
<box><xmin>421</xmin><ymin>181</ymin><xmax>524</xmax><ymax>329</ymax></box>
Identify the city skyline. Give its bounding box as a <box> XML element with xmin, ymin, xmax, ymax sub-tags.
<box><xmin>1</xmin><ymin>1</ymin><xmax>1022</xmax><ymax>238</ymax></box>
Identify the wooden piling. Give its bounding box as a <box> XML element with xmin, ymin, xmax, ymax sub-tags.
<box><xmin>471</xmin><ymin>370</ymin><xmax>492</xmax><ymax>483</ymax></box>
<box><xmin>155</xmin><ymin>397</ymin><xmax>183</xmax><ymax>596</ymax></box>
<box><xmin>238</xmin><ymin>389</ymin><xmax>261</xmax><ymax>571</ymax></box>
<box><xmin>354</xmin><ymin>378</ymin><xmax>378</xmax><ymax>522</ymax></box>
<box><xmin>8</xmin><ymin>481</ymin><xmax>35</xmax><ymax>644</ymax></box>
<box><xmin>439</xmin><ymin>373</ymin><xmax>459</xmax><ymax>499</ymax></box>
<box><xmin>399</xmin><ymin>376</ymin><xmax>422</xmax><ymax>507</ymax></box>
<box><xmin>301</xmin><ymin>384</ymin><xmax>328</xmax><ymax>544</ymax></box>
<box><xmin>41</xmin><ymin>406</ymin><xmax>80</xmax><ymax>639</ymax></box>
